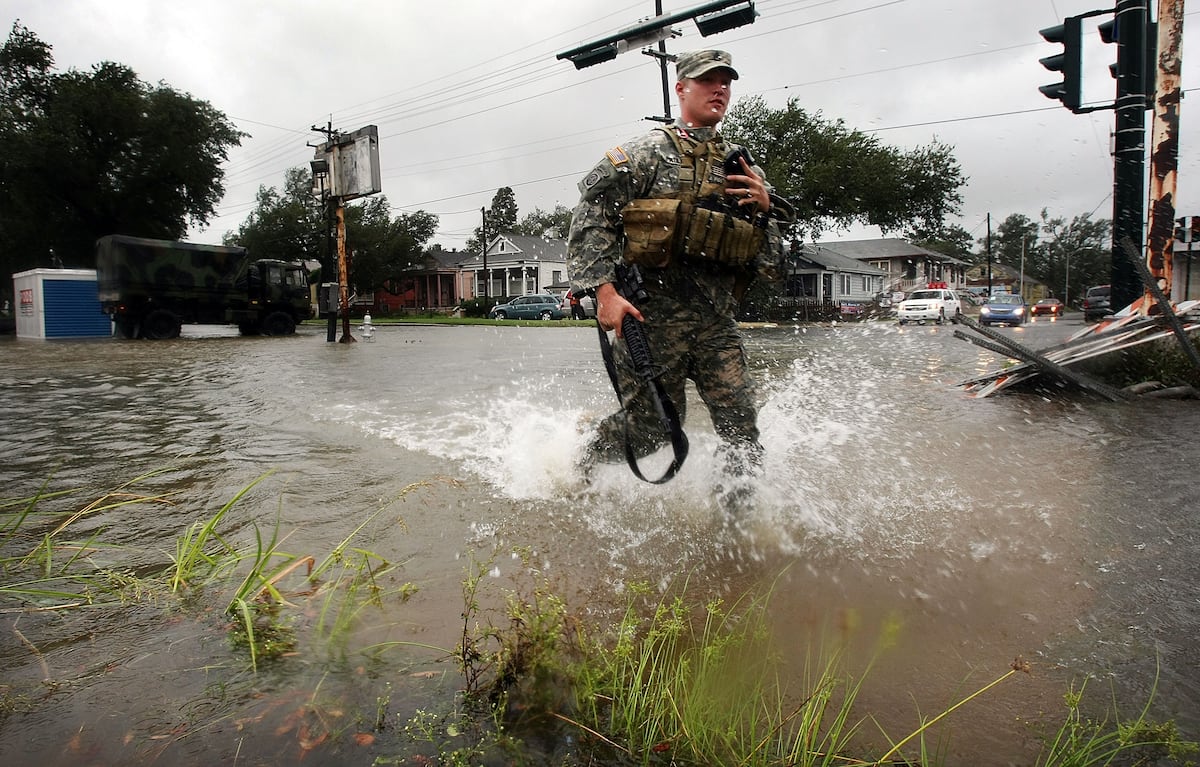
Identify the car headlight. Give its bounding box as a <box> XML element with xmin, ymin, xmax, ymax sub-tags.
<box><xmin>1015</xmin><ymin>307</ymin><xmax>1026</xmax><ymax>315</ymax></box>
<box><xmin>980</xmin><ymin>306</ymin><xmax>991</xmax><ymax>315</ymax></box>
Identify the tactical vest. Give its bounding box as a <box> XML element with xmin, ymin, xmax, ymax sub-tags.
<box><xmin>621</xmin><ymin>126</ymin><xmax>764</xmax><ymax>269</ymax></box>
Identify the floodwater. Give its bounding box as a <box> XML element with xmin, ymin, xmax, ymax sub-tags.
<box><xmin>1</xmin><ymin>318</ymin><xmax>1197</xmax><ymax>765</ymax></box>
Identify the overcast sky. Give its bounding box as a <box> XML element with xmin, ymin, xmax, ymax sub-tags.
<box><xmin>6</xmin><ymin>0</ymin><xmax>1197</xmax><ymax>251</ymax></box>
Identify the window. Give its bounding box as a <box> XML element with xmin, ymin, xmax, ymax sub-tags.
<box><xmin>839</xmin><ymin>274</ymin><xmax>852</xmax><ymax>296</ymax></box>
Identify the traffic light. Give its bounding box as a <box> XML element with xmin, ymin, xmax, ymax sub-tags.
<box><xmin>1039</xmin><ymin>16</ymin><xmax>1083</xmax><ymax>112</ymax></box>
<box><xmin>1099</xmin><ymin>12</ymin><xmax>1157</xmax><ymax>106</ymax></box>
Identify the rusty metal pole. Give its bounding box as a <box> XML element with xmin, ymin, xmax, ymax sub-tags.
<box><xmin>336</xmin><ymin>202</ymin><xmax>356</xmax><ymax>343</ymax></box>
<box><xmin>1137</xmin><ymin>0</ymin><xmax>1185</xmax><ymax>314</ymax></box>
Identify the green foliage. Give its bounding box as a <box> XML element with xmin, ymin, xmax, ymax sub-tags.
<box><xmin>1038</xmin><ymin>210</ymin><xmax>1112</xmax><ymax>302</ymax></box>
<box><xmin>0</xmin><ymin>22</ymin><xmax>245</xmax><ymax>275</ymax></box>
<box><xmin>567</xmin><ymin>579</ymin><xmax>878</xmax><ymax>766</ymax></box>
<box><xmin>455</xmin><ymin>548</ymin><xmax>569</xmax><ymax>707</ymax></box>
<box><xmin>467</xmin><ymin>186</ymin><xmax>519</xmax><ymax>252</ymax></box>
<box><xmin>169</xmin><ymin>473</ymin><xmax>270</xmax><ymax>594</ymax></box>
<box><xmin>1034</xmin><ymin>675</ymin><xmax>1198</xmax><ymax>766</ymax></box>
<box><xmin>907</xmin><ymin>222</ymin><xmax>977</xmax><ymax>262</ymax></box>
<box><xmin>721</xmin><ymin>95</ymin><xmax>966</xmax><ymax>241</ymax></box>
<box><xmin>225</xmin><ymin>168</ymin><xmax>439</xmax><ymax>294</ymax></box>
<box><xmin>224</xmin><ymin>167</ymin><xmax>324</xmax><ymax>263</ymax></box>
<box><xmin>5</xmin><ymin>472</ymin><xmax>1198</xmax><ymax>765</ymax></box>
<box><xmin>342</xmin><ymin>197</ymin><xmax>439</xmax><ymax>295</ymax></box>
<box><xmin>457</xmin><ymin>297</ymin><xmax>497</xmax><ymax>318</ymax></box>
<box><xmin>1083</xmin><ymin>337</ymin><xmax>1200</xmax><ymax>390</ymax></box>
<box><xmin>515</xmin><ymin>204</ymin><xmax>574</xmax><ymax>239</ymax></box>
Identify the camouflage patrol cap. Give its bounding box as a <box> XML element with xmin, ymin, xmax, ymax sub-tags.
<box><xmin>675</xmin><ymin>50</ymin><xmax>739</xmax><ymax>81</ymax></box>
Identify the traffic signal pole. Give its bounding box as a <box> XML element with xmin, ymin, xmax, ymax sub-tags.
<box><xmin>1109</xmin><ymin>0</ymin><xmax>1150</xmax><ymax>312</ymax></box>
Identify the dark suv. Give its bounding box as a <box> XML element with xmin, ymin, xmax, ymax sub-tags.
<box><xmin>1082</xmin><ymin>285</ymin><xmax>1111</xmax><ymax>322</ymax></box>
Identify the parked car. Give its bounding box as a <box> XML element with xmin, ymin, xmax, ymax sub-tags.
<box><xmin>1030</xmin><ymin>297</ymin><xmax>1064</xmax><ymax>318</ymax></box>
<box><xmin>1082</xmin><ymin>284</ymin><xmax>1111</xmax><ymax>322</ymax></box>
<box><xmin>489</xmin><ymin>294</ymin><xmax>565</xmax><ymax>320</ymax></box>
<box><xmin>896</xmin><ymin>288</ymin><xmax>962</xmax><ymax>325</ymax></box>
<box><xmin>979</xmin><ymin>293</ymin><xmax>1028</xmax><ymax>326</ymax></box>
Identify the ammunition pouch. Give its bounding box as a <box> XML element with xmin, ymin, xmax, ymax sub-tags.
<box><xmin>677</xmin><ymin>200</ymin><xmax>764</xmax><ymax>267</ymax></box>
<box><xmin>620</xmin><ymin>198</ymin><xmax>681</xmax><ymax>268</ymax></box>
<box><xmin>621</xmin><ymin>197</ymin><xmax>764</xmax><ymax>269</ymax></box>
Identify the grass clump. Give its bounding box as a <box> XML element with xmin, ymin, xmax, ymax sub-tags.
<box><xmin>433</xmin><ymin>555</ymin><xmax>1199</xmax><ymax>767</ymax></box>
<box><xmin>564</xmin><ymin>577</ymin><xmax>880</xmax><ymax>766</ymax></box>
<box><xmin>1034</xmin><ymin>672</ymin><xmax>1198</xmax><ymax>767</ymax></box>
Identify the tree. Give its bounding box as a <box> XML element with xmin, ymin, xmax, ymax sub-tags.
<box><xmin>515</xmin><ymin>204</ymin><xmax>573</xmax><ymax>239</ymax></box>
<box><xmin>907</xmin><ymin>222</ymin><xmax>976</xmax><ymax>262</ymax></box>
<box><xmin>1039</xmin><ymin>210</ymin><xmax>1110</xmax><ymax>304</ymax></box>
<box><xmin>225</xmin><ymin>166</ymin><xmax>438</xmax><ymax>294</ymax></box>
<box><xmin>721</xmin><ymin>95</ymin><xmax>966</xmax><ymax>241</ymax></box>
<box><xmin>984</xmin><ymin>214</ymin><xmax>1040</xmax><ymax>270</ymax></box>
<box><xmin>466</xmin><ymin>186</ymin><xmax>519</xmax><ymax>253</ymax></box>
<box><xmin>0</xmin><ymin>22</ymin><xmax>245</xmax><ymax>279</ymax></box>
<box><xmin>225</xmin><ymin>167</ymin><xmax>324</xmax><ymax>264</ymax></box>
<box><xmin>342</xmin><ymin>197</ymin><xmax>438</xmax><ymax>296</ymax></box>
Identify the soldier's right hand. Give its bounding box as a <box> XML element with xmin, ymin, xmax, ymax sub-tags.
<box><xmin>595</xmin><ymin>282</ymin><xmax>644</xmax><ymax>338</ymax></box>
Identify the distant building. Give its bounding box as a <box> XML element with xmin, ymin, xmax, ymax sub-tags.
<box><xmin>457</xmin><ymin>235</ymin><xmax>567</xmax><ymax>301</ymax></box>
<box><xmin>818</xmin><ymin>238</ymin><xmax>969</xmax><ymax>293</ymax></box>
<box><xmin>784</xmin><ymin>243</ymin><xmax>886</xmax><ymax>304</ymax></box>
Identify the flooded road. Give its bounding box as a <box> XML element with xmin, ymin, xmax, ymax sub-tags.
<box><xmin>1</xmin><ymin>317</ymin><xmax>1197</xmax><ymax>764</ymax></box>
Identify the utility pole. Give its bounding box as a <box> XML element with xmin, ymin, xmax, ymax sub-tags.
<box><xmin>986</xmin><ymin>213</ymin><xmax>993</xmax><ymax>295</ymax></box>
<box><xmin>1135</xmin><ymin>0</ymin><xmax>1185</xmax><ymax>312</ymax></box>
<box><xmin>557</xmin><ymin>0</ymin><xmax>757</xmax><ymax>123</ymax></box>
<box><xmin>310</xmin><ymin>121</ymin><xmax>354</xmax><ymax>342</ymax></box>
<box><xmin>649</xmin><ymin>0</ymin><xmax>675</xmax><ymax>123</ymax></box>
<box><xmin>480</xmin><ymin>207</ymin><xmax>489</xmax><ymax>303</ymax></box>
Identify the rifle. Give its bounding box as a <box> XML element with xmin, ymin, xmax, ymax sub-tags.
<box><xmin>594</xmin><ymin>264</ymin><xmax>689</xmax><ymax>483</ymax></box>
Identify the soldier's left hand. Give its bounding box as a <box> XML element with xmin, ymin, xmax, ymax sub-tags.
<box><xmin>727</xmin><ymin>156</ymin><xmax>768</xmax><ymax>214</ymax></box>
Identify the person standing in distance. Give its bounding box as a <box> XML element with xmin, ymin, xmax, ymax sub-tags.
<box><xmin>566</xmin><ymin>49</ymin><xmax>793</xmax><ymax>512</ymax></box>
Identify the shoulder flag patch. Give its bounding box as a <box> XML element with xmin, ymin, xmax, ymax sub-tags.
<box><xmin>605</xmin><ymin>146</ymin><xmax>629</xmax><ymax>167</ymax></box>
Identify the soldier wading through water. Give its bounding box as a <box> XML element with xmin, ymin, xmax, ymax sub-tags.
<box><xmin>567</xmin><ymin>49</ymin><xmax>794</xmax><ymax>517</ymax></box>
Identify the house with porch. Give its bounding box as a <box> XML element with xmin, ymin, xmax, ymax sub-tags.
<box><xmin>458</xmin><ymin>234</ymin><xmax>568</xmax><ymax>302</ymax></box>
<box><xmin>782</xmin><ymin>243</ymin><xmax>887</xmax><ymax>314</ymax></box>
<box><xmin>821</xmin><ymin>238</ymin><xmax>969</xmax><ymax>293</ymax></box>
<box><xmin>369</xmin><ymin>248</ymin><xmax>466</xmax><ymax>315</ymax></box>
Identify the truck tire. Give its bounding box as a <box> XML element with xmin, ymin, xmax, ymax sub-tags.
<box><xmin>143</xmin><ymin>310</ymin><xmax>181</xmax><ymax>340</ymax></box>
<box><xmin>261</xmin><ymin>311</ymin><xmax>296</xmax><ymax>336</ymax></box>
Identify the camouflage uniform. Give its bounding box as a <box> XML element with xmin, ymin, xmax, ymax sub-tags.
<box><xmin>567</xmin><ymin>121</ymin><xmax>786</xmax><ymax>476</ymax></box>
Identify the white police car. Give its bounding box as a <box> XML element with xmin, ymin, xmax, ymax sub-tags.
<box><xmin>896</xmin><ymin>286</ymin><xmax>962</xmax><ymax>325</ymax></box>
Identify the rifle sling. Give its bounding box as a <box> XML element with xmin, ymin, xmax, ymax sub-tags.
<box><xmin>595</xmin><ymin>319</ymin><xmax>689</xmax><ymax>484</ymax></box>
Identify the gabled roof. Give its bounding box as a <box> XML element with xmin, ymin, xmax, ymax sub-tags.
<box><xmin>428</xmin><ymin>249</ymin><xmax>467</xmax><ymax>269</ymax></box>
<box><xmin>817</xmin><ymin>237</ymin><xmax>969</xmax><ymax>266</ymax></box>
<box><xmin>795</xmin><ymin>244</ymin><xmax>887</xmax><ymax>275</ymax></box>
<box><xmin>458</xmin><ymin>234</ymin><xmax>567</xmax><ymax>267</ymax></box>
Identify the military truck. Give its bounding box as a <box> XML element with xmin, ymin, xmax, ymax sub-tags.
<box><xmin>96</xmin><ymin>235</ymin><xmax>313</xmax><ymax>339</ymax></box>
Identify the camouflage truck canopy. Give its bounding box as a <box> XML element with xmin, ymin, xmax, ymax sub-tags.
<box><xmin>95</xmin><ymin>235</ymin><xmax>252</xmax><ymax>306</ymax></box>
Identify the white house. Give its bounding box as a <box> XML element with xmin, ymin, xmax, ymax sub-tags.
<box><xmin>457</xmin><ymin>235</ymin><xmax>568</xmax><ymax>301</ymax></box>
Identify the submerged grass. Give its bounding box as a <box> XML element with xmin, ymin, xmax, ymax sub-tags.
<box><xmin>2</xmin><ymin>474</ymin><xmax>1197</xmax><ymax>765</ymax></box>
